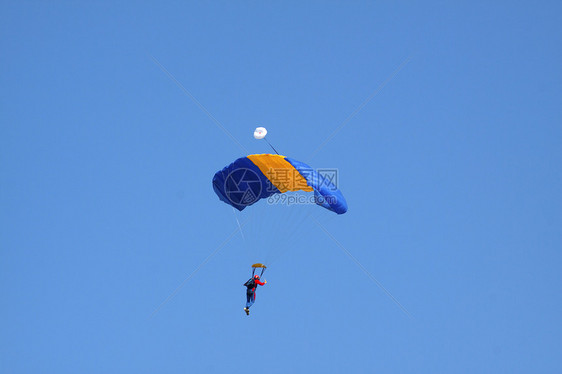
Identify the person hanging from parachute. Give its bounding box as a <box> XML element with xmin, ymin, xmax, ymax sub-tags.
<box><xmin>243</xmin><ymin>264</ymin><xmax>267</xmax><ymax>315</ymax></box>
<box><xmin>212</xmin><ymin>127</ymin><xmax>347</xmax><ymax>315</ymax></box>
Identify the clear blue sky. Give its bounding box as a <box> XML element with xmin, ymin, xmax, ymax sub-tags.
<box><xmin>1</xmin><ymin>1</ymin><xmax>561</xmax><ymax>373</ymax></box>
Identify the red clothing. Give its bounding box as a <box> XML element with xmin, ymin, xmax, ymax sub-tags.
<box><xmin>249</xmin><ymin>279</ymin><xmax>265</xmax><ymax>293</ymax></box>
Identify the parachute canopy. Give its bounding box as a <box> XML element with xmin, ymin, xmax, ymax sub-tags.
<box><xmin>212</xmin><ymin>154</ymin><xmax>347</xmax><ymax>214</ymax></box>
<box><xmin>251</xmin><ymin>263</ymin><xmax>267</xmax><ymax>277</ymax></box>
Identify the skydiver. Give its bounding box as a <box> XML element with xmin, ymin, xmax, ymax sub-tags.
<box><xmin>243</xmin><ymin>274</ymin><xmax>266</xmax><ymax>315</ymax></box>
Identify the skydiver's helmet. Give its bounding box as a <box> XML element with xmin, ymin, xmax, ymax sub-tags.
<box><xmin>254</xmin><ymin>275</ymin><xmax>260</xmax><ymax>280</ymax></box>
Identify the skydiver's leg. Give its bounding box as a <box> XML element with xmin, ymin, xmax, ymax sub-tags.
<box><xmin>246</xmin><ymin>292</ymin><xmax>255</xmax><ymax>308</ymax></box>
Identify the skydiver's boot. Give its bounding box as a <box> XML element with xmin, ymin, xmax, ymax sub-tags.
<box><xmin>244</xmin><ymin>307</ymin><xmax>249</xmax><ymax>315</ymax></box>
